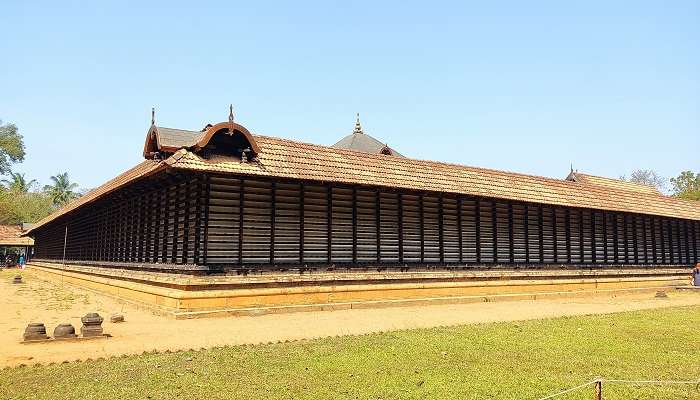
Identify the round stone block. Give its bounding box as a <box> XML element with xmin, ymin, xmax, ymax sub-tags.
<box><xmin>54</xmin><ymin>323</ymin><xmax>77</xmax><ymax>339</ymax></box>
<box><xmin>23</xmin><ymin>322</ymin><xmax>48</xmax><ymax>341</ymax></box>
<box><xmin>80</xmin><ymin>312</ymin><xmax>104</xmax><ymax>337</ymax></box>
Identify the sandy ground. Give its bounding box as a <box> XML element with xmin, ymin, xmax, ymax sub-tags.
<box><xmin>1</xmin><ymin>269</ymin><xmax>699</xmax><ymax>367</ymax></box>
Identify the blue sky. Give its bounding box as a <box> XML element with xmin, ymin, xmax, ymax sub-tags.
<box><xmin>1</xmin><ymin>1</ymin><xmax>698</xmax><ymax>190</ymax></box>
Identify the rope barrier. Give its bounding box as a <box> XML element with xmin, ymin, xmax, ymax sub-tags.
<box><xmin>537</xmin><ymin>380</ymin><xmax>598</xmax><ymax>400</ymax></box>
<box><xmin>538</xmin><ymin>378</ymin><xmax>700</xmax><ymax>400</ymax></box>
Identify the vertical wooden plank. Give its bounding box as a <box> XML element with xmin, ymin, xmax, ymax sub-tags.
<box><xmin>692</xmin><ymin>221</ymin><xmax>698</xmax><ymax>263</ymax></box>
<box><xmin>171</xmin><ymin>183</ymin><xmax>180</xmax><ymax>264</ymax></box>
<box><xmin>352</xmin><ymin>187</ymin><xmax>358</xmax><ymax>264</ymax></box>
<box><xmin>508</xmin><ymin>202</ymin><xmax>514</xmax><ymax>263</ymax></box>
<box><xmin>603</xmin><ymin>213</ymin><xmax>608</xmax><ymax>264</ymax></box>
<box><xmin>591</xmin><ymin>210</ymin><xmax>597</xmax><ymax>264</ymax></box>
<box><xmin>640</xmin><ymin>215</ymin><xmax>647</xmax><ymax>264</ymax></box>
<box><xmin>327</xmin><ymin>183</ymin><xmax>332</xmax><ymax>264</ymax></box>
<box><xmin>161</xmin><ymin>184</ymin><xmax>169</xmax><ymax>263</ymax></box>
<box><xmin>375</xmin><ymin>189</ymin><xmax>381</xmax><ymax>263</ymax></box>
<box><xmin>538</xmin><ymin>204</ymin><xmax>544</xmax><ymax>264</ymax></box>
<box><xmin>524</xmin><ymin>203</ymin><xmax>530</xmax><ymax>263</ymax></box>
<box><xmin>491</xmin><ymin>201</ymin><xmax>497</xmax><ymax>263</ymax></box>
<box><xmin>299</xmin><ymin>181</ymin><xmax>304</xmax><ymax>265</ymax></box>
<box><xmin>398</xmin><ymin>193</ymin><xmax>404</xmax><ymax>264</ymax></box>
<box><xmin>632</xmin><ymin>215</ymin><xmax>639</xmax><ymax>264</ymax></box>
<box><xmin>202</xmin><ymin>174</ymin><xmax>210</xmax><ymax>266</ymax></box>
<box><xmin>439</xmin><ymin>194</ymin><xmax>445</xmax><ymax>264</ymax></box>
<box><xmin>270</xmin><ymin>180</ymin><xmax>276</xmax><ymax>266</ymax></box>
<box><xmin>667</xmin><ymin>219</ymin><xmax>673</xmax><ymax>264</ymax></box>
<box><xmin>419</xmin><ymin>193</ymin><xmax>425</xmax><ymax>263</ymax></box>
<box><xmin>552</xmin><ymin>207</ymin><xmax>558</xmax><ymax>262</ymax></box>
<box><xmin>239</xmin><ymin>178</ymin><xmax>245</xmax><ymax>265</ymax></box>
<box><xmin>182</xmin><ymin>181</ymin><xmax>191</xmax><ymax>264</ymax></box>
<box><xmin>578</xmin><ymin>209</ymin><xmax>584</xmax><ymax>264</ymax></box>
<box><xmin>457</xmin><ymin>197</ymin><xmax>463</xmax><ymax>263</ymax></box>
<box><xmin>685</xmin><ymin>221</ymin><xmax>691</xmax><ymax>264</ymax></box>
<box><xmin>193</xmin><ymin>176</ymin><xmax>202</xmax><ymax>266</ymax></box>
<box><xmin>565</xmin><ymin>208</ymin><xmax>571</xmax><ymax>264</ymax></box>
<box><xmin>475</xmin><ymin>198</ymin><xmax>481</xmax><ymax>264</ymax></box>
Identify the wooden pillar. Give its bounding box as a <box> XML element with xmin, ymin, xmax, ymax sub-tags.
<box><xmin>202</xmin><ymin>175</ymin><xmax>210</xmax><ymax>266</ymax></box>
<box><xmin>327</xmin><ymin>184</ymin><xmax>332</xmax><ymax>264</ymax></box>
<box><xmin>439</xmin><ymin>194</ymin><xmax>445</xmax><ymax>264</ymax></box>
<box><xmin>538</xmin><ymin>205</ymin><xmax>544</xmax><ymax>264</ymax></box>
<box><xmin>239</xmin><ymin>179</ymin><xmax>245</xmax><ymax>265</ymax></box>
<box><xmin>475</xmin><ymin>198</ymin><xmax>481</xmax><ymax>264</ymax></box>
<box><xmin>352</xmin><ymin>187</ymin><xmax>357</xmax><ymax>265</ymax></box>
<box><xmin>299</xmin><ymin>181</ymin><xmax>304</xmax><ymax>265</ymax></box>
<box><xmin>524</xmin><ymin>203</ymin><xmax>529</xmax><ymax>263</ymax></box>
<box><xmin>375</xmin><ymin>189</ymin><xmax>381</xmax><ymax>263</ymax></box>
<box><xmin>457</xmin><ymin>197</ymin><xmax>463</xmax><ymax>263</ymax></box>
<box><xmin>508</xmin><ymin>202</ymin><xmax>514</xmax><ymax>264</ymax></box>
<box><xmin>419</xmin><ymin>193</ymin><xmax>425</xmax><ymax>263</ymax></box>
<box><xmin>193</xmin><ymin>177</ymin><xmax>203</xmax><ymax>266</ymax></box>
<box><xmin>398</xmin><ymin>193</ymin><xmax>404</xmax><ymax>264</ymax></box>
<box><xmin>491</xmin><ymin>201</ymin><xmax>497</xmax><ymax>263</ymax></box>
<box><xmin>270</xmin><ymin>180</ymin><xmax>276</xmax><ymax>266</ymax></box>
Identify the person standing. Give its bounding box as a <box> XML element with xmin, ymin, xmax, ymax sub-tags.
<box><xmin>18</xmin><ymin>254</ymin><xmax>25</xmax><ymax>269</ymax></box>
<box><xmin>694</xmin><ymin>264</ymin><xmax>700</xmax><ymax>287</ymax></box>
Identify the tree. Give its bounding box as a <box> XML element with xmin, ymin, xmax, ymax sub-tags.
<box><xmin>43</xmin><ymin>172</ymin><xmax>79</xmax><ymax>206</ymax></box>
<box><xmin>1</xmin><ymin>172</ymin><xmax>37</xmax><ymax>193</ymax></box>
<box><xmin>670</xmin><ymin>171</ymin><xmax>700</xmax><ymax>201</ymax></box>
<box><xmin>0</xmin><ymin>120</ymin><xmax>26</xmax><ymax>175</ymax></box>
<box><xmin>620</xmin><ymin>169</ymin><xmax>667</xmax><ymax>192</ymax></box>
<box><xmin>0</xmin><ymin>188</ymin><xmax>54</xmax><ymax>224</ymax></box>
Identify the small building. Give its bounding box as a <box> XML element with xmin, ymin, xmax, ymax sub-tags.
<box><xmin>0</xmin><ymin>224</ymin><xmax>34</xmax><ymax>263</ymax></box>
<box><xmin>25</xmin><ymin>111</ymin><xmax>700</xmax><ymax>273</ymax></box>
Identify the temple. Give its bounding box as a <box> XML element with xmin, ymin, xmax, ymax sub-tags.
<box><xmin>26</xmin><ymin>110</ymin><xmax>700</xmax><ymax>272</ymax></box>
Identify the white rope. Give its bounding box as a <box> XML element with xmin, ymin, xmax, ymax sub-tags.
<box><xmin>537</xmin><ymin>378</ymin><xmax>700</xmax><ymax>399</ymax></box>
<box><xmin>537</xmin><ymin>380</ymin><xmax>598</xmax><ymax>400</ymax></box>
<box><xmin>605</xmin><ymin>379</ymin><xmax>700</xmax><ymax>386</ymax></box>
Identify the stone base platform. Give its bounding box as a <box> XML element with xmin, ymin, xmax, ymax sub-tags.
<box><xmin>26</xmin><ymin>262</ymin><xmax>692</xmax><ymax>319</ymax></box>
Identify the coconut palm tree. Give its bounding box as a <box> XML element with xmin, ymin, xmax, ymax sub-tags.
<box><xmin>1</xmin><ymin>172</ymin><xmax>36</xmax><ymax>193</ymax></box>
<box><xmin>43</xmin><ymin>172</ymin><xmax>79</xmax><ymax>206</ymax></box>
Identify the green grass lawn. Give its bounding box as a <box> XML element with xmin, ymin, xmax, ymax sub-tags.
<box><xmin>2</xmin><ymin>305</ymin><xmax>699</xmax><ymax>400</ymax></box>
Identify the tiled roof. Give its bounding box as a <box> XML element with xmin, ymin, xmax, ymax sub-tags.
<box><xmin>157</xmin><ymin>126</ymin><xmax>205</xmax><ymax>149</ymax></box>
<box><xmin>27</xmin><ymin>128</ymin><xmax>700</xmax><ymax>235</ymax></box>
<box><xmin>0</xmin><ymin>225</ymin><xmax>34</xmax><ymax>246</ymax></box>
<box><xmin>167</xmin><ymin>135</ymin><xmax>700</xmax><ymax>221</ymax></box>
<box><xmin>25</xmin><ymin>160</ymin><xmax>165</xmax><ymax>234</ymax></box>
<box><xmin>567</xmin><ymin>172</ymin><xmax>661</xmax><ymax>195</ymax></box>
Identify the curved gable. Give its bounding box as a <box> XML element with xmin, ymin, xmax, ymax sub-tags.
<box><xmin>193</xmin><ymin>121</ymin><xmax>260</xmax><ymax>156</ymax></box>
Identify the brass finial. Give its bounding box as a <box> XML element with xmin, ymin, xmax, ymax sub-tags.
<box><xmin>151</xmin><ymin>107</ymin><xmax>155</xmax><ymax>126</ymax></box>
<box><xmin>229</xmin><ymin>104</ymin><xmax>234</xmax><ymax>124</ymax></box>
<box><xmin>353</xmin><ymin>113</ymin><xmax>363</xmax><ymax>134</ymax></box>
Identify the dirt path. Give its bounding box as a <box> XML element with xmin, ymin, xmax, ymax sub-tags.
<box><xmin>1</xmin><ymin>269</ymin><xmax>699</xmax><ymax>367</ymax></box>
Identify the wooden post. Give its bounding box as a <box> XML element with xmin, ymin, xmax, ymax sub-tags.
<box><xmin>594</xmin><ymin>380</ymin><xmax>602</xmax><ymax>400</ymax></box>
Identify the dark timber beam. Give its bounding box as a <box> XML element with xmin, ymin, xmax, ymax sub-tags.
<box><xmin>327</xmin><ymin>184</ymin><xmax>332</xmax><ymax>264</ymax></box>
<box><xmin>299</xmin><ymin>182</ymin><xmax>304</xmax><ymax>265</ymax></box>
<box><xmin>398</xmin><ymin>193</ymin><xmax>404</xmax><ymax>264</ymax></box>
<box><xmin>375</xmin><ymin>189</ymin><xmax>381</xmax><ymax>263</ymax></box>
<box><xmin>457</xmin><ymin>197</ymin><xmax>463</xmax><ymax>263</ymax></box>
<box><xmin>508</xmin><ymin>202</ymin><xmax>514</xmax><ymax>264</ymax></box>
<box><xmin>439</xmin><ymin>194</ymin><xmax>445</xmax><ymax>264</ymax></box>
<box><xmin>239</xmin><ymin>179</ymin><xmax>245</xmax><ymax>265</ymax></box>
<box><xmin>475</xmin><ymin>198</ymin><xmax>481</xmax><ymax>264</ymax></box>
<box><xmin>270</xmin><ymin>180</ymin><xmax>276</xmax><ymax>265</ymax></box>
<box><xmin>352</xmin><ymin>187</ymin><xmax>357</xmax><ymax>264</ymax></box>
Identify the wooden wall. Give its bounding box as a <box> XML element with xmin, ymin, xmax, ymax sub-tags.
<box><xmin>32</xmin><ymin>172</ymin><xmax>700</xmax><ymax>271</ymax></box>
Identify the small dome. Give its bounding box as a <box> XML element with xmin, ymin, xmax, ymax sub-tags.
<box><xmin>331</xmin><ymin>114</ymin><xmax>402</xmax><ymax>157</ymax></box>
